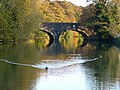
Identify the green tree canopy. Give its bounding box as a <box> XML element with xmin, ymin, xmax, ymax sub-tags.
<box><xmin>79</xmin><ymin>0</ymin><xmax>120</xmax><ymax>40</ymax></box>
<box><xmin>0</xmin><ymin>0</ymin><xmax>43</xmax><ymax>41</ymax></box>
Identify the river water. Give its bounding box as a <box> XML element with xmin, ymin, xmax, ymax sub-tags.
<box><xmin>0</xmin><ymin>41</ymin><xmax>120</xmax><ymax>90</ymax></box>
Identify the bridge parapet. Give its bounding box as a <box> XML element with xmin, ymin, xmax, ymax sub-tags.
<box><xmin>42</xmin><ymin>22</ymin><xmax>79</xmax><ymax>30</ymax></box>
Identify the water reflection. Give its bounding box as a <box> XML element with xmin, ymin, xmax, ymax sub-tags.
<box><xmin>32</xmin><ymin>46</ymin><xmax>120</xmax><ymax>90</ymax></box>
<box><xmin>59</xmin><ymin>30</ymin><xmax>84</xmax><ymax>50</ymax></box>
<box><xmin>35</xmin><ymin>31</ymin><xmax>50</xmax><ymax>47</ymax></box>
<box><xmin>0</xmin><ymin>41</ymin><xmax>120</xmax><ymax>90</ymax></box>
<box><xmin>82</xmin><ymin>46</ymin><xmax>120</xmax><ymax>90</ymax></box>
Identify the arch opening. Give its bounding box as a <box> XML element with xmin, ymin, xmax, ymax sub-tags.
<box><xmin>38</xmin><ymin>29</ymin><xmax>54</xmax><ymax>47</ymax></box>
<box><xmin>74</xmin><ymin>29</ymin><xmax>89</xmax><ymax>47</ymax></box>
<box><xmin>75</xmin><ymin>29</ymin><xmax>89</xmax><ymax>39</ymax></box>
<box><xmin>59</xmin><ymin>30</ymin><xmax>86</xmax><ymax>49</ymax></box>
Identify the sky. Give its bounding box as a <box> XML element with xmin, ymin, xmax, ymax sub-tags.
<box><xmin>65</xmin><ymin>0</ymin><xmax>92</xmax><ymax>6</ymax></box>
<box><xmin>51</xmin><ymin>0</ymin><xmax>92</xmax><ymax>7</ymax></box>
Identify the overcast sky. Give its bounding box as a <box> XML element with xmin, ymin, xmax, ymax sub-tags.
<box><xmin>65</xmin><ymin>0</ymin><xmax>90</xmax><ymax>6</ymax></box>
<box><xmin>51</xmin><ymin>0</ymin><xmax>92</xmax><ymax>7</ymax></box>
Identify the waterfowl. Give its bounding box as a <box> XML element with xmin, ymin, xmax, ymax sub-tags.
<box><xmin>45</xmin><ymin>67</ymin><xmax>48</xmax><ymax>71</ymax></box>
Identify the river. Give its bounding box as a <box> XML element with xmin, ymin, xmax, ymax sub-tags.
<box><xmin>0</xmin><ymin>40</ymin><xmax>120</xmax><ymax>90</ymax></box>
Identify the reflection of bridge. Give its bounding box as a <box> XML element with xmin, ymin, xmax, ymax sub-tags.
<box><xmin>40</xmin><ymin>22</ymin><xmax>93</xmax><ymax>46</ymax></box>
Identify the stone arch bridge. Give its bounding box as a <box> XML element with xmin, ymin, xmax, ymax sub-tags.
<box><xmin>40</xmin><ymin>22</ymin><xmax>93</xmax><ymax>46</ymax></box>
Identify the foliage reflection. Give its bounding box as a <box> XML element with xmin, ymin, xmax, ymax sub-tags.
<box><xmin>59</xmin><ymin>30</ymin><xmax>84</xmax><ymax>50</ymax></box>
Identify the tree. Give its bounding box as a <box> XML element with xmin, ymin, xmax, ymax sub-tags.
<box><xmin>78</xmin><ymin>4</ymin><xmax>95</xmax><ymax>28</ymax></box>
<box><xmin>93</xmin><ymin>0</ymin><xmax>120</xmax><ymax>40</ymax></box>
<box><xmin>0</xmin><ymin>0</ymin><xmax>43</xmax><ymax>41</ymax></box>
<box><xmin>0</xmin><ymin>0</ymin><xmax>18</xmax><ymax>41</ymax></box>
<box><xmin>108</xmin><ymin>0</ymin><xmax>120</xmax><ymax>35</ymax></box>
<box><xmin>79</xmin><ymin>0</ymin><xmax>120</xmax><ymax>41</ymax></box>
<box><xmin>39</xmin><ymin>0</ymin><xmax>82</xmax><ymax>22</ymax></box>
<box><xmin>15</xmin><ymin>0</ymin><xmax>43</xmax><ymax>41</ymax></box>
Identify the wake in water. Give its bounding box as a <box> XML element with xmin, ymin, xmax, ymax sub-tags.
<box><xmin>0</xmin><ymin>55</ymin><xmax>102</xmax><ymax>70</ymax></box>
<box><xmin>0</xmin><ymin>58</ymin><xmax>41</xmax><ymax>69</ymax></box>
<box><xmin>39</xmin><ymin>55</ymin><xmax>102</xmax><ymax>69</ymax></box>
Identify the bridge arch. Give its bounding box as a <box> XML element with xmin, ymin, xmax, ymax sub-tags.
<box><xmin>74</xmin><ymin>29</ymin><xmax>89</xmax><ymax>47</ymax></box>
<box><xmin>59</xmin><ymin>29</ymin><xmax>88</xmax><ymax>47</ymax></box>
<box><xmin>39</xmin><ymin>29</ymin><xmax>54</xmax><ymax>46</ymax></box>
<box><xmin>75</xmin><ymin>29</ymin><xmax>89</xmax><ymax>39</ymax></box>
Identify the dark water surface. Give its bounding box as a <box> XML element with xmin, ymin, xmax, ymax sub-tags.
<box><xmin>0</xmin><ymin>41</ymin><xmax>120</xmax><ymax>90</ymax></box>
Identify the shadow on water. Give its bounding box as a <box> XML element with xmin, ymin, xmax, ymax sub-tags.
<box><xmin>114</xmin><ymin>37</ymin><xmax>120</xmax><ymax>49</ymax></box>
